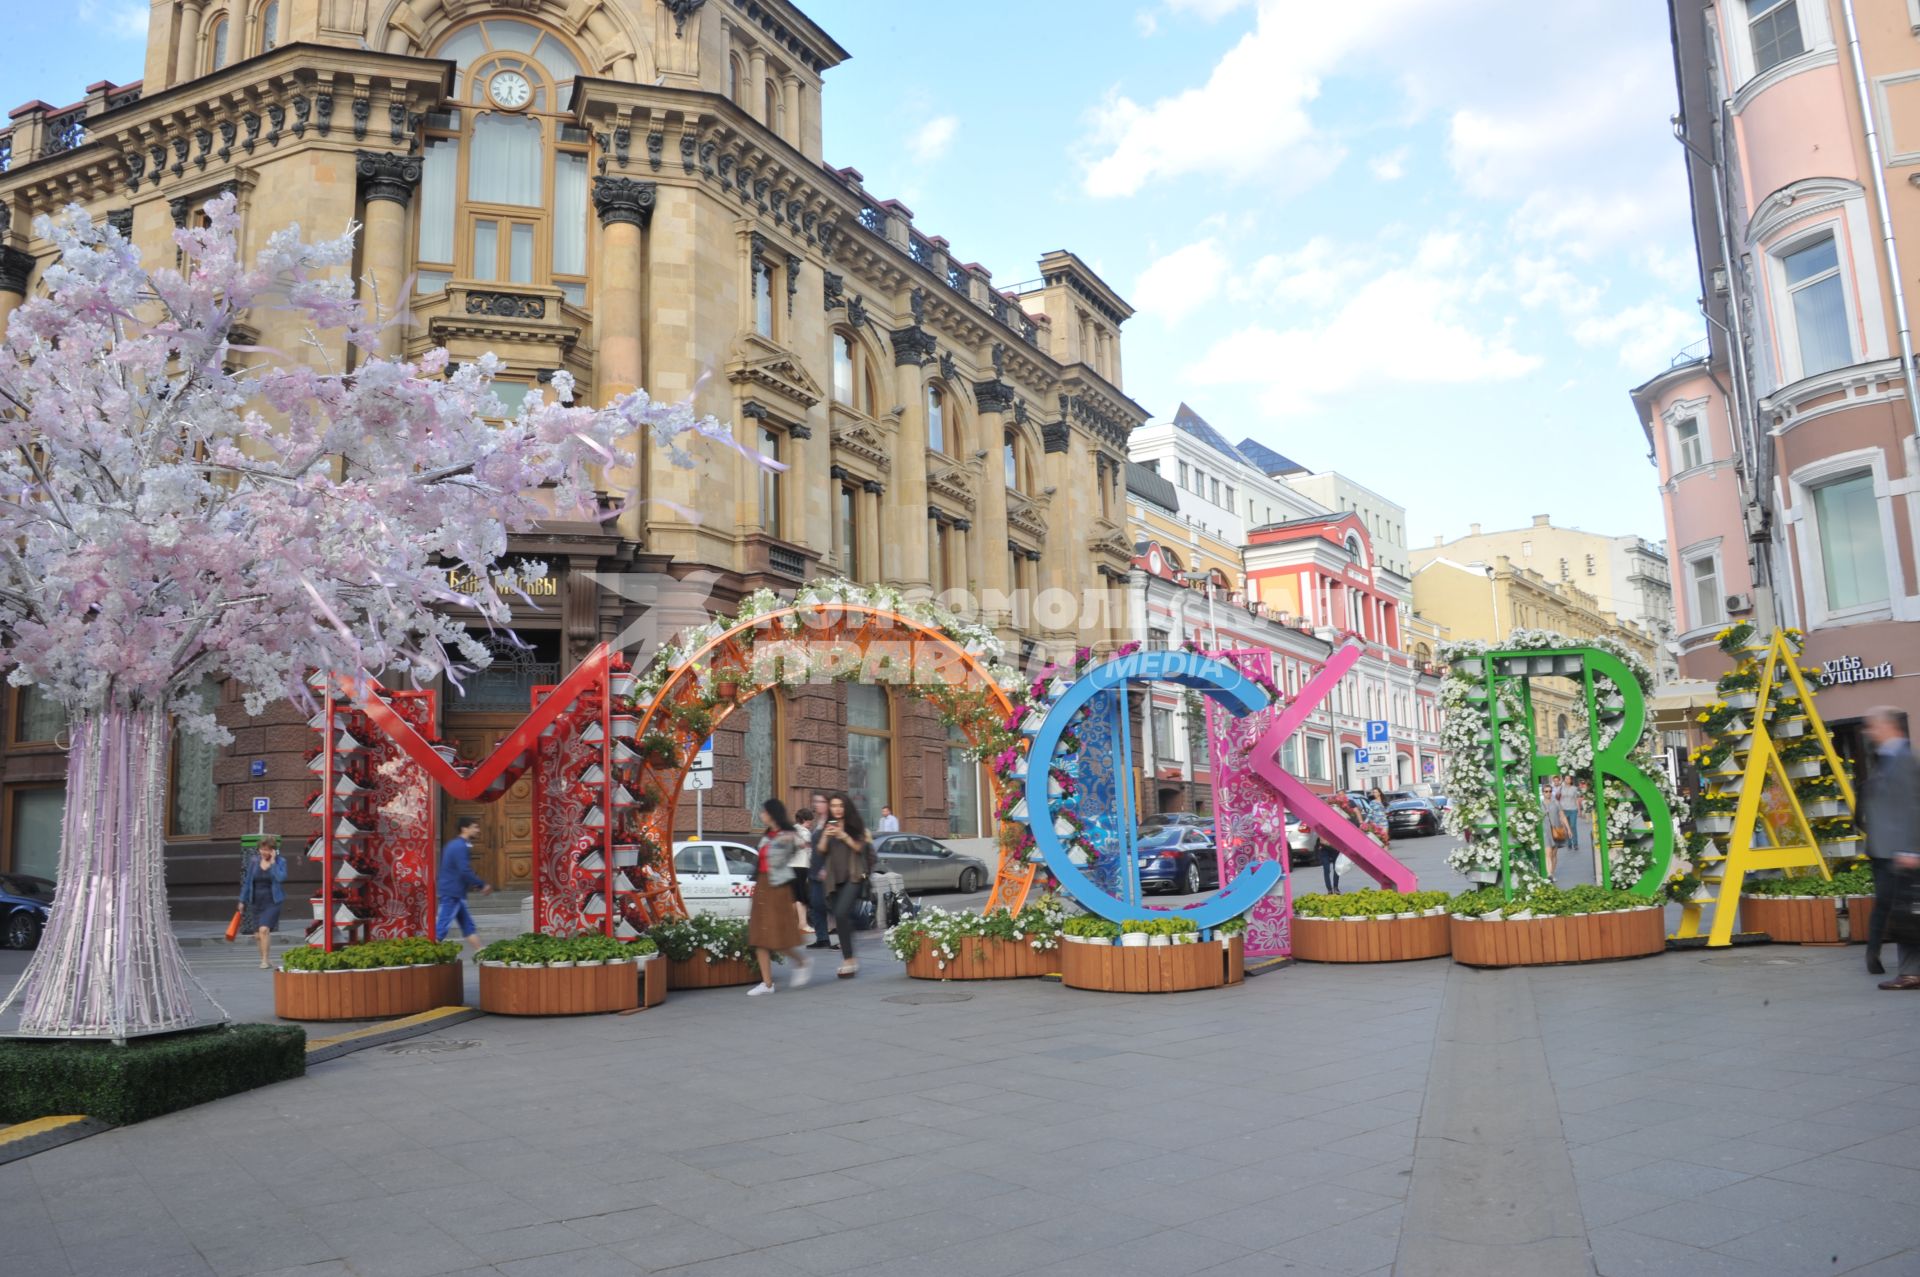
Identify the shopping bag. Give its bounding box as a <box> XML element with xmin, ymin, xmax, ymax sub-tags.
<box><xmin>224</xmin><ymin>906</ymin><xmax>245</xmax><ymax>942</ymax></box>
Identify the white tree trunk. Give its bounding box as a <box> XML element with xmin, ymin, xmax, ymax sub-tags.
<box><xmin>2</xmin><ymin>705</ymin><xmax>208</xmax><ymax>1038</ymax></box>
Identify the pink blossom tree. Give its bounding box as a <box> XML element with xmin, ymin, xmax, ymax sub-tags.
<box><xmin>0</xmin><ymin>197</ymin><xmax>726</xmax><ymax>1038</ymax></box>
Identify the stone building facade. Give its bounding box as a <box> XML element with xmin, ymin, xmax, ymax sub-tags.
<box><xmin>0</xmin><ymin>0</ymin><xmax>1143</xmax><ymax>911</ymax></box>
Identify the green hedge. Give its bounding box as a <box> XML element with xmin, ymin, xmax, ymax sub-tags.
<box><xmin>0</xmin><ymin>1023</ymin><xmax>306</xmax><ymax>1126</ymax></box>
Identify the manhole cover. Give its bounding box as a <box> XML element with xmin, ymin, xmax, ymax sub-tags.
<box><xmin>1699</xmin><ymin>955</ymin><xmax>1804</xmax><ymax>966</ymax></box>
<box><xmin>384</xmin><ymin>1039</ymin><xmax>481</xmax><ymax>1054</ymax></box>
<box><xmin>884</xmin><ymin>991</ymin><xmax>973</xmax><ymax>1004</ymax></box>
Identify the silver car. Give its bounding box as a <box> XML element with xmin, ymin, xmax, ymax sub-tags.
<box><xmin>872</xmin><ymin>833</ymin><xmax>989</xmax><ymax>893</ymax></box>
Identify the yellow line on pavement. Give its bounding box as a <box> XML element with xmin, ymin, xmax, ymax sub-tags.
<box><xmin>0</xmin><ymin>1115</ymin><xmax>91</xmax><ymax>1147</ymax></box>
<box><xmin>305</xmin><ymin>1005</ymin><xmax>471</xmax><ymax>1052</ymax></box>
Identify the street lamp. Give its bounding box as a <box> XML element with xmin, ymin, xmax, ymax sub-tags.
<box><xmin>1483</xmin><ymin>564</ymin><xmax>1501</xmax><ymax>641</ymax></box>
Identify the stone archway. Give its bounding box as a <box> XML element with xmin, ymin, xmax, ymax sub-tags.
<box><xmin>599</xmin><ymin>603</ymin><xmax>1023</xmax><ymax>932</ymax></box>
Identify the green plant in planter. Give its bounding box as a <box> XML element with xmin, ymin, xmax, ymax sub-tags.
<box><xmin>1794</xmin><ymin>776</ymin><xmax>1841</xmax><ymax>800</ymax></box>
<box><xmin>1213</xmin><ymin>914</ymin><xmax>1249</xmax><ymax>937</ymax></box>
<box><xmin>1061</xmin><ymin>914</ymin><xmax>1122</xmax><ymax>940</ymax></box>
<box><xmin>1716</xmin><ymin>668</ymin><xmax>1759</xmax><ymax>694</ymax></box>
<box><xmin>648</xmin><ymin>913</ymin><xmax>754</xmax><ymax>964</ymax></box>
<box><xmin>281</xmin><ymin>936</ymin><xmax>461</xmax><ymax>971</ymax></box>
<box><xmin>637</xmin><ymin>731</ymin><xmax>679</xmax><ymax>767</ymax></box>
<box><xmin>1295</xmin><ymin>889</ymin><xmax>1450</xmax><ymax>919</ymax></box>
<box><xmin>669</xmin><ymin>701</ymin><xmax>715</xmax><ymax>739</ymax></box>
<box><xmin>1715</xmin><ymin>621</ymin><xmax>1758</xmax><ymax>654</ymax></box>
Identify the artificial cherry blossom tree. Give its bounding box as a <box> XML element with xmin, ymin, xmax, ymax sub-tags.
<box><xmin>0</xmin><ymin>197</ymin><xmax>725</xmax><ymax>1038</ymax></box>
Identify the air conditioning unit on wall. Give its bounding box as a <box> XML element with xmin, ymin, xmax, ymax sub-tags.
<box><xmin>1725</xmin><ymin>592</ymin><xmax>1753</xmax><ymax>614</ymax></box>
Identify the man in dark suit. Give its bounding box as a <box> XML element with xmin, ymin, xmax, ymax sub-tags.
<box><xmin>1862</xmin><ymin>707</ymin><xmax>1920</xmax><ymax>988</ymax></box>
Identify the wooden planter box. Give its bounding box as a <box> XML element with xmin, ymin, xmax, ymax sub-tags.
<box><xmin>273</xmin><ymin>963</ymin><xmax>464</xmax><ymax>1021</ymax></box>
<box><xmin>1848</xmin><ymin>896</ymin><xmax>1875</xmax><ymax>944</ymax></box>
<box><xmin>1450</xmin><ymin>908</ymin><xmax>1665</xmax><ymax>968</ymax></box>
<box><xmin>905</xmin><ymin>937</ymin><xmax>1059</xmax><ymax>980</ymax></box>
<box><xmin>1742</xmin><ymin>895</ymin><xmax>1875</xmax><ymax>944</ymax></box>
<box><xmin>478</xmin><ymin>961</ymin><xmax>641</xmax><ymax>1015</ymax></box>
<box><xmin>1224</xmin><ymin>935</ymin><xmax>1244</xmax><ymax>984</ymax></box>
<box><xmin>1060</xmin><ymin>939</ymin><xmax>1233</xmax><ymax>993</ymax></box>
<box><xmin>641</xmin><ymin>955</ymin><xmax>667</xmax><ymax>1006</ymax></box>
<box><xmin>1294</xmin><ymin>913</ymin><xmax>1451</xmax><ymax>963</ymax></box>
<box><xmin>665</xmin><ymin>949</ymin><xmax>758</xmax><ymax>990</ymax></box>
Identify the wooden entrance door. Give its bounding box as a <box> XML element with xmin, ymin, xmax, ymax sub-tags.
<box><xmin>441</xmin><ymin>714</ymin><xmax>537</xmax><ymax>889</ymax></box>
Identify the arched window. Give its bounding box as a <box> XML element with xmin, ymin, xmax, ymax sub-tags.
<box><xmin>846</xmin><ymin>685</ymin><xmax>891</xmax><ymax>821</ymax></box>
<box><xmin>1003</xmin><ymin>430</ymin><xmax>1021</xmax><ymax>491</ymax></box>
<box><xmin>764</xmin><ymin>80</ymin><xmax>780</xmax><ymax>130</ymax></box>
<box><xmin>416</xmin><ymin>20</ymin><xmax>590</xmax><ymax>304</ymax></box>
<box><xmin>832</xmin><ymin>331</ymin><xmax>855</xmax><ymax>406</ymax></box>
<box><xmin>1557</xmin><ymin>712</ymin><xmax>1570</xmax><ymax>740</ymax></box>
<box><xmin>210</xmin><ymin>16</ymin><xmax>230</xmax><ymax>70</ymax></box>
<box><xmin>728</xmin><ymin>54</ymin><xmax>743</xmax><ymax>103</ymax></box>
<box><xmin>257</xmin><ymin>1</ymin><xmax>279</xmax><ymax>53</ymax></box>
<box><xmin>926</xmin><ymin>383</ymin><xmax>947</xmax><ymax>454</ymax></box>
<box><xmin>1345</xmin><ymin>534</ymin><xmax>1362</xmax><ymax>563</ymax></box>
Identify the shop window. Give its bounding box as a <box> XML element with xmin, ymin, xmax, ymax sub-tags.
<box><xmin>846</xmin><ymin>685</ymin><xmax>891</xmax><ymax>821</ymax></box>
<box><xmin>6</xmin><ymin>785</ymin><xmax>62</xmax><ymax>880</ymax></box>
<box><xmin>13</xmin><ymin>686</ymin><xmax>67</xmax><ymax>745</ymax></box>
<box><xmin>169</xmin><ymin>679</ymin><xmax>220</xmax><ymax>837</ymax></box>
<box><xmin>741</xmin><ymin>692</ymin><xmax>780</xmax><ymax>826</ymax></box>
<box><xmin>945</xmin><ymin>724</ymin><xmax>980</xmax><ymax>838</ymax></box>
<box><xmin>1811</xmin><ymin>470</ymin><xmax>1889</xmax><ymax>611</ymax></box>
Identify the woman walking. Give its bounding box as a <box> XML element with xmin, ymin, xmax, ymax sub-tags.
<box><xmin>747</xmin><ymin>799</ymin><xmax>810</xmax><ymax>996</ymax></box>
<box><xmin>238</xmin><ymin>835</ymin><xmax>287</xmax><ymax>969</ymax></box>
<box><xmin>817</xmin><ymin>793</ymin><xmax>874</xmax><ymax>979</ymax></box>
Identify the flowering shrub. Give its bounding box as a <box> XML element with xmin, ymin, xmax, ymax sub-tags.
<box><xmin>1449</xmin><ymin>884</ymin><xmax>1650</xmax><ymax>919</ymax></box>
<box><xmin>647</xmin><ymin>914</ymin><xmax>755</xmax><ymax>964</ymax></box>
<box><xmin>885</xmin><ymin>897</ymin><xmax>1065</xmax><ymax>966</ymax></box>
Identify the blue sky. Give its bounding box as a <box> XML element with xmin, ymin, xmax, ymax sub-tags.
<box><xmin>22</xmin><ymin>0</ymin><xmax>1700</xmax><ymax>550</ymax></box>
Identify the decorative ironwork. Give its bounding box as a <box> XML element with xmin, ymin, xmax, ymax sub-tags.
<box><xmin>767</xmin><ymin>545</ymin><xmax>807</xmax><ymax>578</ymax></box>
<box><xmin>858</xmin><ymin>203</ymin><xmax>884</xmax><ymax>234</ymax></box>
<box><xmin>41</xmin><ymin>110</ymin><xmax>85</xmax><ymax>158</ymax></box>
<box><xmin>947</xmin><ymin>263</ymin><xmax>969</xmax><ymax>294</ymax></box>
<box><xmin>464</xmin><ymin>291</ymin><xmax>548</xmax><ymax>319</ymax></box>
<box><xmin>908</xmin><ymin>232</ymin><xmax>935</xmax><ymax>268</ymax></box>
<box><xmin>106</xmin><ymin>209</ymin><xmax>133</xmax><ymax>238</ymax></box>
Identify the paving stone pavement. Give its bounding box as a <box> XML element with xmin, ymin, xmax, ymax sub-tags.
<box><xmin>2</xmin><ymin>933</ymin><xmax>1916</xmax><ymax>1276</ymax></box>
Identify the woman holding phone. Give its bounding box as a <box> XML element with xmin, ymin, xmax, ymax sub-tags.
<box><xmin>815</xmin><ymin>793</ymin><xmax>874</xmax><ymax>979</ymax></box>
<box><xmin>238</xmin><ymin>835</ymin><xmax>288</xmax><ymax>969</ymax></box>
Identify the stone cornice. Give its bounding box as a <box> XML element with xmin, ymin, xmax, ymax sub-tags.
<box><xmin>0</xmin><ymin>45</ymin><xmax>453</xmax><ymax>215</ymax></box>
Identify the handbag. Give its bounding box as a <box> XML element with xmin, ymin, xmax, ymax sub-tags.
<box><xmin>224</xmin><ymin>906</ymin><xmax>245</xmax><ymax>942</ymax></box>
<box><xmin>1549</xmin><ymin>814</ymin><xmax>1570</xmax><ymax>845</ymax></box>
<box><xmin>1886</xmin><ymin>868</ymin><xmax>1920</xmax><ymax>946</ymax></box>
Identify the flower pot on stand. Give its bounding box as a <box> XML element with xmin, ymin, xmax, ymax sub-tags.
<box><xmin>1120</xmin><ymin>933</ymin><xmax>1149</xmax><ymax>948</ymax></box>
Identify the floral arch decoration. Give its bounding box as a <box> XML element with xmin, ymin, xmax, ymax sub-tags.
<box><xmin>544</xmin><ymin>582</ymin><xmax>1040</xmax><ymax>938</ymax></box>
<box><xmin>1438</xmin><ymin>631</ymin><xmax>1678</xmax><ymax>899</ymax></box>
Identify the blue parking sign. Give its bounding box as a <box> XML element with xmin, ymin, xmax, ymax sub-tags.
<box><xmin>251</xmin><ymin>797</ymin><xmax>270</xmax><ymax>814</ymax></box>
<box><xmin>1365</xmin><ymin>719</ymin><xmax>1389</xmax><ymax>745</ymax></box>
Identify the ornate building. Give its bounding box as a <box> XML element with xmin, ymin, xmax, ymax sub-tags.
<box><xmin>0</xmin><ymin>0</ymin><xmax>1144</xmax><ymax>906</ymax></box>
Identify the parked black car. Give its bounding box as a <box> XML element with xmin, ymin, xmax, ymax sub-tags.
<box><xmin>0</xmin><ymin>874</ymin><xmax>53</xmax><ymax>949</ymax></box>
<box><xmin>1137</xmin><ymin>828</ymin><xmax>1221</xmax><ymax>895</ymax></box>
<box><xmin>1386</xmin><ymin>798</ymin><xmax>1441</xmax><ymax>837</ymax></box>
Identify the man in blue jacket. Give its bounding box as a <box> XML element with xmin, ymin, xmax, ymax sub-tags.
<box><xmin>437</xmin><ymin>817</ymin><xmax>494</xmax><ymax>951</ymax></box>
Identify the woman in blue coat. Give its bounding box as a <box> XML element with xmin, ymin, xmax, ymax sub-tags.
<box><xmin>238</xmin><ymin>836</ymin><xmax>288</xmax><ymax>969</ymax></box>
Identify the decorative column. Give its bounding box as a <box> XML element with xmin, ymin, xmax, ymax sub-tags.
<box><xmin>175</xmin><ymin>0</ymin><xmax>207</xmax><ymax>85</ymax></box>
<box><xmin>748</xmin><ymin>48</ymin><xmax>769</xmax><ymax>124</ymax></box>
<box><xmin>886</xmin><ymin>295</ymin><xmax>935</xmax><ymax>592</ymax></box>
<box><xmin>781</xmin><ymin>72</ymin><xmax>803</xmax><ymax>146</ymax></box>
<box><xmin>0</xmin><ymin>245</ymin><xmax>33</xmax><ymax>333</ymax></box>
<box><xmin>354</xmin><ymin>151</ymin><xmax>422</xmax><ymax>359</ymax></box>
<box><xmin>973</xmin><ymin>367</ymin><xmax>1014</xmax><ymax>624</ymax></box>
<box><xmin>860</xmin><ymin>480</ymin><xmax>884</xmax><ymax>583</ymax></box>
<box><xmin>592</xmin><ymin>176</ymin><xmax>655</xmax><ymax>541</ymax></box>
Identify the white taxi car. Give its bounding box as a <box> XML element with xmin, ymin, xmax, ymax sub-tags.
<box><xmin>670</xmin><ymin>840</ymin><xmax>761</xmax><ymax>919</ymax></box>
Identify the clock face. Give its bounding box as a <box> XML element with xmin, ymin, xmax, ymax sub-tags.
<box><xmin>488</xmin><ymin>70</ymin><xmax>533</xmax><ymax>109</ymax></box>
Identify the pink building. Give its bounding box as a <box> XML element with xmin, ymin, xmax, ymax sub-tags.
<box><xmin>1636</xmin><ymin>0</ymin><xmax>1920</xmax><ymax>763</ymax></box>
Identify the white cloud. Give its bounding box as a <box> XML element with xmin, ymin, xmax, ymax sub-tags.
<box><xmin>1133</xmin><ymin>239</ymin><xmax>1231</xmax><ymax>325</ymax></box>
<box><xmin>908</xmin><ymin>115</ymin><xmax>958</xmax><ymax>164</ymax></box>
<box><xmin>1369</xmin><ymin>147</ymin><xmax>1409</xmax><ymax>181</ymax></box>
<box><xmin>1571</xmin><ymin>300</ymin><xmax>1704</xmax><ymax>370</ymax></box>
<box><xmin>1188</xmin><ymin>234</ymin><xmax>1540</xmax><ymax>415</ymax></box>
<box><xmin>78</xmin><ymin>0</ymin><xmax>146</xmax><ymax>39</ymax></box>
<box><xmin>1082</xmin><ymin>0</ymin><xmax>1429</xmax><ymax>198</ymax></box>
<box><xmin>1233</xmin><ymin>236</ymin><xmax>1382</xmax><ymax>309</ymax></box>
<box><xmin>1166</xmin><ymin>0</ymin><xmax>1255</xmax><ymax>17</ymax></box>
<box><xmin>1135</xmin><ymin>10</ymin><xmax>1160</xmax><ymax>36</ymax></box>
